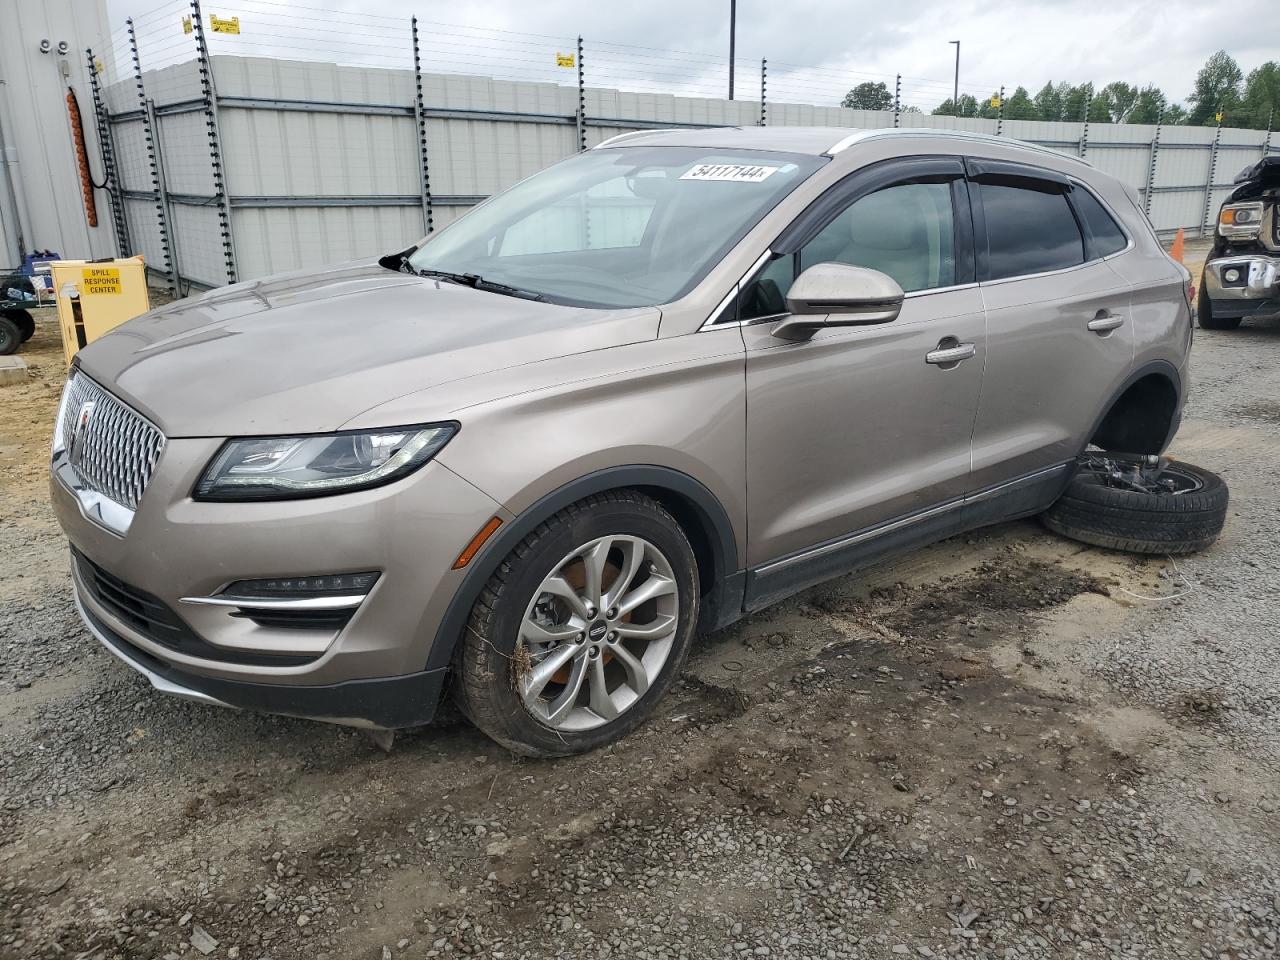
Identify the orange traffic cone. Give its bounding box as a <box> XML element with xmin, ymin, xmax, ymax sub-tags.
<box><xmin>1170</xmin><ymin>227</ymin><xmax>1185</xmax><ymax>263</ymax></box>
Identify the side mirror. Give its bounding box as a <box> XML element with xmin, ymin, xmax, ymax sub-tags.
<box><xmin>774</xmin><ymin>263</ymin><xmax>905</xmax><ymax>341</ymax></box>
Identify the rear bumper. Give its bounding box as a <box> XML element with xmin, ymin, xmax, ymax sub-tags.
<box><xmin>76</xmin><ymin>587</ymin><xmax>448</xmax><ymax>729</ymax></box>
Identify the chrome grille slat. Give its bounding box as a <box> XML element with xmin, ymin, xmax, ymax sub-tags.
<box><xmin>61</xmin><ymin>372</ymin><xmax>165</xmax><ymax>513</ymax></box>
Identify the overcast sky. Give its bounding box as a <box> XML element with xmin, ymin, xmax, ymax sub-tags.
<box><xmin>108</xmin><ymin>0</ymin><xmax>1277</xmax><ymax>110</ymax></box>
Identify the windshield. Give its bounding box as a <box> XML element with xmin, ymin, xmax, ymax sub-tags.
<box><xmin>407</xmin><ymin>146</ymin><xmax>826</xmax><ymax>308</ymax></box>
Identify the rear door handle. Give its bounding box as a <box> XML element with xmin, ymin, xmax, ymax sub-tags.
<box><xmin>1087</xmin><ymin>312</ymin><xmax>1125</xmax><ymax>333</ymax></box>
<box><xmin>925</xmin><ymin>341</ymin><xmax>976</xmax><ymax>365</ymax></box>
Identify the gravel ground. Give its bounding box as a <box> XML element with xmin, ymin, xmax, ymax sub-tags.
<box><xmin>2</xmin><ymin>260</ymin><xmax>1278</xmax><ymax>960</ymax></box>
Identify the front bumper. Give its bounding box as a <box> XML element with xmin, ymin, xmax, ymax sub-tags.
<box><xmin>53</xmin><ymin>433</ymin><xmax>508</xmax><ymax>723</ymax></box>
<box><xmin>76</xmin><ymin>588</ymin><xmax>448</xmax><ymax>728</ymax></box>
<box><xmin>1203</xmin><ymin>254</ymin><xmax>1280</xmax><ymax>319</ymax></box>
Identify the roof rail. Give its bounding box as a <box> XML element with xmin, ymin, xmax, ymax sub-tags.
<box><xmin>825</xmin><ymin>127</ymin><xmax>1094</xmax><ymax>168</ymax></box>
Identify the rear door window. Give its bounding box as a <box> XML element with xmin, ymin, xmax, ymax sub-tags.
<box><xmin>978</xmin><ymin>182</ymin><xmax>1084</xmax><ymax>280</ymax></box>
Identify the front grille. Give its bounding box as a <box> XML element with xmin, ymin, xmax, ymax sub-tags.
<box><xmin>61</xmin><ymin>372</ymin><xmax>165</xmax><ymax>511</ymax></box>
<box><xmin>73</xmin><ymin>549</ymin><xmax>317</xmax><ymax>667</ymax></box>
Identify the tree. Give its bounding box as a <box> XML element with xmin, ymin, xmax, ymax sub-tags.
<box><xmin>1128</xmin><ymin>85</ymin><xmax>1169</xmax><ymax>125</ymax></box>
<box><xmin>1241</xmin><ymin>61</ymin><xmax>1280</xmax><ymax>130</ymax></box>
<box><xmin>1003</xmin><ymin>85</ymin><xmax>1038</xmax><ymax>120</ymax></box>
<box><xmin>842</xmin><ymin>81</ymin><xmax>894</xmax><ymax>111</ymax></box>
<box><xmin>1164</xmin><ymin>103</ymin><xmax>1189</xmax><ymax>124</ymax></box>
<box><xmin>1099</xmin><ymin>81</ymin><xmax>1139</xmax><ymax>122</ymax></box>
<box><xmin>931</xmin><ymin>94</ymin><xmax>978</xmax><ymax>117</ymax></box>
<box><xmin>1061</xmin><ymin>83</ymin><xmax>1094</xmax><ymax>122</ymax></box>
<box><xmin>1187</xmin><ymin>50</ymin><xmax>1243</xmax><ymax>125</ymax></box>
<box><xmin>1033</xmin><ymin>82</ymin><xmax>1066</xmax><ymax>121</ymax></box>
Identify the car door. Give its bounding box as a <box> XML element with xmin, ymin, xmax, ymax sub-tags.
<box><xmin>966</xmin><ymin>160</ymin><xmax>1135</xmax><ymax>497</ymax></box>
<box><xmin>734</xmin><ymin>157</ymin><xmax>986</xmax><ymax>604</ymax></box>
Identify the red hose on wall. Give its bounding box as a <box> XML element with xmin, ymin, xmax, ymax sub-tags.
<box><xmin>66</xmin><ymin>88</ymin><xmax>99</xmax><ymax>228</ymax></box>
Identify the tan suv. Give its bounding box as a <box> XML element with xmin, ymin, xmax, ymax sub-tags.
<box><xmin>52</xmin><ymin>128</ymin><xmax>1197</xmax><ymax>756</ymax></box>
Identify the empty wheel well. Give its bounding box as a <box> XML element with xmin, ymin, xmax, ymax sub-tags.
<box><xmin>1090</xmin><ymin>373</ymin><xmax>1179</xmax><ymax>455</ymax></box>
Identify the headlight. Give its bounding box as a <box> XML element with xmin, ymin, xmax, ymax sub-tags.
<box><xmin>1218</xmin><ymin>202</ymin><xmax>1264</xmax><ymax>239</ymax></box>
<box><xmin>194</xmin><ymin>423</ymin><xmax>457</xmax><ymax>501</ymax></box>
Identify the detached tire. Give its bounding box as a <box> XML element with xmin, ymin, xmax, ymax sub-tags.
<box><xmin>1043</xmin><ymin>457</ymin><xmax>1228</xmax><ymax>555</ymax></box>
<box><xmin>1197</xmin><ymin>284</ymin><xmax>1241</xmax><ymax>330</ymax></box>
<box><xmin>453</xmin><ymin>490</ymin><xmax>699</xmax><ymax>757</ymax></box>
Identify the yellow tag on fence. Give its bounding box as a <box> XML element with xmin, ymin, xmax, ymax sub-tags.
<box><xmin>211</xmin><ymin>14</ymin><xmax>240</xmax><ymax>34</ymax></box>
<box><xmin>81</xmin><ymin>267</ymin><xmax>122</xmax><ymax>296</ymax></box>
<box><xmin>556</xmin><ymin>53</ymin><xmax>575</xmax><ymax>68</ymax></box>
<box><xmin>182</xmin><ymin>15</ymin><xmax>193</xmax><ymax>34</ymax></box>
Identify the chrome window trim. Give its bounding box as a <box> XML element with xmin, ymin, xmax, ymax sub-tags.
<box><xmin>702</xmin><ymin>275</ymin><xmax>982</xmax><ymax>331</ymax></box>
<box><xmin>698</xmin><ymin>249</ymin><xmax>775</xmax><ymax>331</ymax></box>
<box><xmin>979</xmin><ymin>257</ymin><xmax>1118</xmax><ymax>288</ymax></box>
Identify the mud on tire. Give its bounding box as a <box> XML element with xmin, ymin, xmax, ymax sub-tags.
<box><xmin>452</xmin><ymin>490</ymin><xmax>699</xmax><ymax>757</ymax></box>
<box><xmin>1042</xmin><ymin>456</ymin><xmax>1228</xmax><ymax>555</ymax></box>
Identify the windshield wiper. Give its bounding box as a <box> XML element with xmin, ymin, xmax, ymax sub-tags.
<box><xmin>411</xmin><ymin>267</ymin><xmax>544</xmax><ymax>302</ymax></box>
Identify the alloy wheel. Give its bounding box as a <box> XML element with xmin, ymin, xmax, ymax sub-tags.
<box><xmin>517</xmin><ymin>535</ymin><xmax>679</xmax><ymax>731</ymax></box>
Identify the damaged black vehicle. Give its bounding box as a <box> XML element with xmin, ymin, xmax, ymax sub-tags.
<box><xmin>1198</xmin><ymin>156</ymin><xmax>1280</xmax><ymax>329</ymax></box>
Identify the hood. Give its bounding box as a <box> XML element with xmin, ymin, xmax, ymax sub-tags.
<box><xmin>1228</xmin><ymin>156</ymin><xmax>1280</xmax><ymax>202</ymax></box>
<box><xmin>77</xmin><ymin>261</ymin><xmax>660</xmax><ymax>437</ymax></box>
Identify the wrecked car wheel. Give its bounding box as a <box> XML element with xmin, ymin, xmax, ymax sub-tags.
<box><xmin>452</xmin><ymin>491</ymin><xmax>699</xmax><ymax>757</ymax></box>
<box><xmin>1197</xmin><ymin>284</ymin><xmax>1241</xmax><ymax>330</ymax></box>
<box><xmin>1042</xmin><ymin>455</ymin><xmax>1228</xmax><ymax>555</ymax></box>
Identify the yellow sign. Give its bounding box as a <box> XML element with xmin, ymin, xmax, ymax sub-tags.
<box><xmin>1215</xmin><ymin>111</ymin><xmax>1224</xmax><ymax>123</ymax></box>
<box><xmin>556</xmin><ymin>52</ymin><xmax>575</xmax><ymax>68</ymax></box>
<box><xmin>989</xmin><ymin>95</ymin><xmax>1002</xmax><ymax>109</ymax></box>
<box><xmin>94</xmin><ymin>58</ymin><xmax>105</xmax><ymax>74</ymax></box>
<box><xmin>82</xmin><ymin>267</ymin><xmax>122</xmax><ymax>296</ymax></box>
<box><xmin>210</xmin><ymin>14</ymin><xmax>240</xmax><ymax>34</ymax></box>
<box><xmin>182</xmin><ymin>14</ymin><xmax>193</xmax><ymax>34</ymax></box>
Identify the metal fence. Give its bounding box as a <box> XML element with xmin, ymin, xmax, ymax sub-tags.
<box><xmin>88</xmin><ymin>0</ymin><xmax>1278</xmax><ymax>291</ymax></box>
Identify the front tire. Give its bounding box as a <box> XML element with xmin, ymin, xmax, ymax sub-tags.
<box><xmin>1197</xmin><ymin>284</ymin><xmax>1241</xmax><ymax>330</ymax></box>
<box><xmin>453</xmin><ymin>491</ymin><xmax>699</xmax><ymax>757</ymax></box>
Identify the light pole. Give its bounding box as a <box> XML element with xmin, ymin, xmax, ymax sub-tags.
<box><xmin>728</xmin><ymin>0</ymin><xmax>737</xmax><ymax>100</ymax></box>
<box><xmin>949</xmin><ymin>40</ymin><xmax>960</xmax><ymax>116</ymax></box>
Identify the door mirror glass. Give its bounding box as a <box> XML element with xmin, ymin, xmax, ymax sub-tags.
<box><xmin>774</xmin><ymin>263</ymin><xmax>905</xmax><ymax>340</ymax></box>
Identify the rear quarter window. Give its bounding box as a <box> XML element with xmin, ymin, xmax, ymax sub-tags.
<box><xmin>979</xmin><ymin>182</ymin><xmax>1084</xmax><ymax>280</ymax></box>
<box><xmin>1073</xmin><ymin>188</ymin><xmax>1129</xmax><ymax>258</ymax></box>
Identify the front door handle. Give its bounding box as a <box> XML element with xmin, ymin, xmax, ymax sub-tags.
<box><xmin>1087</xmin><ymin>312</ymin><xmax>1125</xmax><ymax>333</ymax></box>
<box><xmin>925</xmin><ymin>340</ymin><xmax>977</xmax><ymax>365</ymax></box>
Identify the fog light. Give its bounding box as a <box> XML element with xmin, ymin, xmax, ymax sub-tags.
<box><xmin>1224</xmin><ymin>268</ymin><xmax>1240</xmax><ymax>283</ymax></box>
<box><xmin>180</xmin><ymin>572</ymin><xmax>380</xmax><ymax>631</ymax></box>
<box><xmin>222</xmin><ymin>572</ymin><xmax>379</xmax><ymax>599</ymax></box>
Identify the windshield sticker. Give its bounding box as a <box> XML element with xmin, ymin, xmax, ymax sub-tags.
<box><xmin>680</xmin><ymin>163</ymin><xmax>780</xmax><ymax>183</ymax></box>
